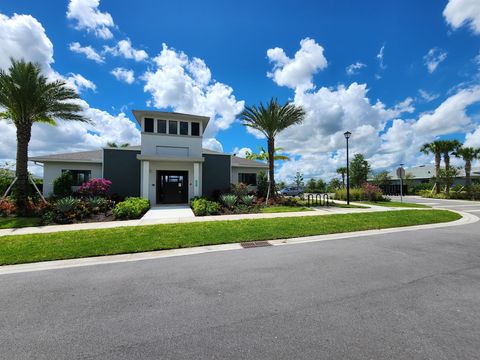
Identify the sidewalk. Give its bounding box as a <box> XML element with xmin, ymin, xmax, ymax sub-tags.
<box><xmin>0</xmin><ymin>202</ymin><xmax>425</xmax><ymax>237</ymax></box>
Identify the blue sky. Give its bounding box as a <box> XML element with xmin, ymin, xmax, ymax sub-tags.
<box><xmin>0</xmin><ymin>0</ymin><xmax>479</xmax><ymax>180</ymax></box>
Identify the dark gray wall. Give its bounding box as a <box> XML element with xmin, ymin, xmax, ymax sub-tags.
<box><xmin>202</xmin><ymin>153</ymin><xmax>231</xmax><ymax>198</ymax></box>
<box><xmin>103</xmin><ymin>149</ymin><xmax>141</xmax><ymax>197</ymax></box>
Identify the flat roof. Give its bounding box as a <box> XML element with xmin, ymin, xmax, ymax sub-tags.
<box><xmin>132</xmin><ymin>110</ymin><xmax>210</xmax><ymax>127</ymax></box>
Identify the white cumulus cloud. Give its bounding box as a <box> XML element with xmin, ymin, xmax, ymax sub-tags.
<box><xmin>142</xmin><ymin>43</ymin><xmax>244</xmax><ymax>148</ymax></box>
<box><xmin>65</xmin><ymin>73</ymin><xmax>97</xmax><ymax>93</ymax></box>
<box><xmin>267</xmin><ymin>38</ymin><xmax>328</xmax><ymax>91</ymax></box>
<box><xmin>424</xmin><ymin>47</ymin><xmax>448</xmax><ymax>73</ymax></box>
<box><xmin>346</xmin><ymin>62</ymin><xmax>366</xmax><ymax>75</ymax></box>
<box><xmin>110</xmin><ymin>67</ymin><xmax>135</xmax><ymax>84</ymax></box>
<box><xmin>69</xmin><ymin>42</ymin><xmax>104</xmax><ymax>63</ymax></box>
<box><xmin>232</xmin><ymin>147</ymin><xmax>252</xmax><ymax>158</ymax></box>
<box><xmin>443</xmin><ymin>0</ymin><xmax>480</xmax><ymax>34</ymax></box>
<box><xmin>418</xmin><ymin>89</ymin><xmax>440</xmax><ymax>102</ymax></box>
<box><xmin>66</xmin><ymin>0</ymin><xmax>115</xmax><ymax>39</ymax></box>
<box><xmin>104</xmin><ymin>39</ymin><xmax>148</xmax><ymax>62</ymax></box>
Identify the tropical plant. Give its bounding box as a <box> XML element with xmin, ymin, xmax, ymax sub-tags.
<box><xmin>436</xmin><ymin>167</ymin><xmax>460</xmax><ymax>193</ymax></box>
<box><xmin>420</xmin><ymin>141</ymin><xmax>444</xmax><ymax>194</ymax></box>
<box><xmin>293</xmin><ymin>172</ymin><xmax>304</xmax><ymax>187</ymax></box>
<box><xmin>453</xmin><ymin>147</ymin><xmax>480</xmax><ymax>188</ymax></box>
<box><xmin>85</xmin><ymin>196</ymin><xmax>113</xmax><ymax>214</ymax></box>
<box><xmin>336</xmin><ymin>167</ymin><xmax>347</xmax><ymax>188</ymax></box>
<box><xmin>231</xmin><ymin>183</ymin><xmax>249</xmax><ymax>197</ymax></box>
<box><xmin>107</xmin><ymin>142</ymin><xmax>130</xmax><ymax>148</ymax></box>
<box><xmin>112</xmin><ymin>197</ymin><xmax>150</xmax><ymax>219</ymax></box>
<box><xmin>53</xmin><ymin>171</ymin><xmax>74</xmax><ymax>197</ymax></box>
<box><xmin>256</xmin><ymin>171</ymin><xmax>268</xmax><ymax>198</ymax></box>
<box><xmin>54</xmin><ymin>196</ymin><xmax>80</xmax><ymax>213</ymax></box>
<box><xmin>190</xmin><ymin>198</ymin><xmax>221</xmax><ymax>216</ymax></box>
<box><xmin>245</xmin><ymin>146</ymin><xmax>290</xmax><ymax>161</ymax></box>
<box><xmin>0</xmin><ymin>59</ymin><xmax>87</xmax><ymax>215</ymax></box>
<box><xmin>240</xmin><ymin>195</ymin><xmax>255</xmax><ymax>206</ymax></box>
<box><xmin>439</xmin><ymin>140</ymin><xmax>461</xmax><ymax>194</ymax></box>
<box><xmin>220</xmin><ymin>194</ymin><xmax>237</xmax><ymax>208</ymax></box>
<box><xmin>241</xmin><ymin>98</ymin><xmax>305</xmax><ymax>198</ymax></box>
<box><xmin>349</xmin><ymin>154</ymin><xmax>371</xmax><ymax>187</ymax></box>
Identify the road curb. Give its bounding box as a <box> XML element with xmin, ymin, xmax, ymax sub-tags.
<box><xmin>0</xmin><ymin>210</ymin><xmax>476</xmax><ymax>276</ymax></box>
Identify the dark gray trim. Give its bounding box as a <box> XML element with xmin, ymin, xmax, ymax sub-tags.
<box><xmin>202</xmin><ymin>153</ymin><xmax>231</xmax><ymax>198</ymax></box>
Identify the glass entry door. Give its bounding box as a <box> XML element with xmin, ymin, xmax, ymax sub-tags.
<box><xmin>156</xmin><ymin>171</ymin><xmax>188</xmax><ymax>204</ymax></box>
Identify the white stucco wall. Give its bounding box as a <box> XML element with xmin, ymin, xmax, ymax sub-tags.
<box><xmin>231</xmin><ymin>166</ymin><xmax>267</xmax><ymax>190</ymax></box>
<box><xmin>42</xmin><ymin>162</ymin><xmax>103</xmax><ymax>197</ymax></box>
<box><xmin>145</xmin><ymin>161</ymin><xmax>202</xmax><ymax>204</ymax></box>
<box><xmin>141</xmin><ymin>133</ymin><xmax>203</xmax><ymax>157</ymax></box>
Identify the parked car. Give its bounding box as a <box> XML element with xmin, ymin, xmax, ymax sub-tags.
<box><xmin>279</xmin><ymin>186</ymin><xmax>304</xmax><ymax>197</ymax></box>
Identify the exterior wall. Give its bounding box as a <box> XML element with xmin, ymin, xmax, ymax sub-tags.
<box><xmin>202</xmin><ymin>154</ymin><xmax>231</xmax><ymax>198</ymax></box>
<box><xmin>231</xmin><ymin>166</ymin><xmax>267</xmax><ymax>191</ymax></box>
<box><xmin>146</xmin><ymin>161</ymin><xmax>202</xmax><ymax>204</ymax></box>
<box><xmin>141</xmin><ymin>133</ymin><xmax>203</xmax><ymax>158</ymax></box>
<box><xmin>42</xmin><ymin>161</ymin><xmax>103</xmax><ymax>197</ymax></box>
<box><xmin>103</xmin><ymin>149</ymin><xmax>141</xmax><ymax>197</ymax></box>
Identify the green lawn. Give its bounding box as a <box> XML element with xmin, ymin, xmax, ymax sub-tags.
<box><xmin>0</xmin><ymin>217</ymin><xmax>41</xmax><ymax>229</ymax></box>
<box><xmin>360</xmin><ymin>201</ymin><xmax>430</xmax><ymax>208</ymax></box>
<box><xmin>0</xmin><ymin>210</ymin><xmax>459</xmax><ymax>266</ymax></box>
<box><xmin>261</xmin><ymin>206</ymin><xmax>313</xmax><ymax>213</ymax></box>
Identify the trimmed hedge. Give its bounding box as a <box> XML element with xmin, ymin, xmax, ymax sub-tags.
<box><xmin>113</xmin><ymin>197</ymin><xmax>150</xmax><ymax>219</ymax></box>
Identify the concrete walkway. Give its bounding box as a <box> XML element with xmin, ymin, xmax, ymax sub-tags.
<box><xmin>140</xmin><ymin>204</ymin><xmax>195</xmax><ymax>221</ymax></box>
<box><xmin>0</xmin><ymin>202</ymin><xmax>428</xmax><ymax>237</ymax></box>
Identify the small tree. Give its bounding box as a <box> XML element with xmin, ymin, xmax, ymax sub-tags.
<box><xmin>372</xmin><ymin>170</ymin><xmax>391</xmax><ymax>187</ymax></box>
<box><xmin>256</xmin><ymin>171</ymin><xmax>268</xmax><ymax>198</ymax></box>
<box><xmin>294</xmin><ymin>172</ymin><xmax>304</xmax><ymax>187</ymax></box>
<box><xmin>327</xmin><ymin>178</ymin><xmax>342</xmax><ymax>192</ymax></box>
<box><xmin>53</xmin><ymin>171</ymin><xmax>74</xmax><ymax>197</ymax></box>
<box><xmin>336</xmin><ymin>167</ymin><xmax>347</xmax><ymax>188</ymax></box>
<box><xmin>349</xmin><ymin>154</ymin><xmax>371</xmax><ymax>187</ymax></box>
<box><xmin>305</xmin><ymin>178</ymin><xmax>317</xmax><ymax>193</ymax></box>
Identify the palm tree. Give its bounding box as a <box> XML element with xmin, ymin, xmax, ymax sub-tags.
<box><xmin>420</xmin><ymin>141</ymin><xmax>444</xmax><ymax>194</ymax></box>
<box><xmin>107</xmin><ymin>142</ymin><xmax>130</xmax><ymax>148</ymax></box>
<box><xmin>241</xmin><ymin>98</ymin><xmax>305</xmax><ymax>198</ymax></box>
<box><xmin>453</xmin><ymin>146</ymin><xmax>480</xmax><ymax>188</ymax></box>
<box><xmin>439</xmin><ymin>139</ymin><xmax>461</xmax><ymax>194</ymax></box>
<box><xmin>0</xmin><ymin>59</ymin><xmax>87</xmax><ymax>214</ymax></box>
<box><xmin>245</xmin><ymin>146</ymin><xmax>290</xmax><ymax>161</ymax></box>
<box><xmin>336</xmin><ymin>167</ymin><xmax>347</xmax><ymax>188</ymax></box>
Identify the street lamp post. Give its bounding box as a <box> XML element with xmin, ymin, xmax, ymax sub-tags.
<box><xmin>344</xmin><ymin>131</ymin><xmax>352</xmax><ymax>205</ymax></box>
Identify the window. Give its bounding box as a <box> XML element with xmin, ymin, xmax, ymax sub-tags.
<box><xmin>180</xmin><ymin>121</ymin><xmax>189</xmax><ymax>135</ymax></box>
<box><xmin>144</xmin><ymin>118</ymin><xmax>154</xmax><ymax>133</ymax></box>
<box><xmin>191</xmin><ymin>122</ymin><xmax>200</xmax><ymax>136</ymax></box>
<box><xmin>62</xmin><ymin>170</ymin><xmax>91</xmax><ymax>186</ymax></box>
<box><xmin>168</xmin><ymin>120</ymin><xmax>178</xmax><ymax>134</ymax></box>
<box><xmin>238</xmin><ymin>173</ymin><xmax>257</xmax><ymax>186</ymax></box>
<box><xmin>157</xmin><ymin>119</ymin><xmax>166</xmax><ymax>134</ymax></box>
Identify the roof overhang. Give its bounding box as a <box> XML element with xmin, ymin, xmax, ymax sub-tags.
<box><xmin>29</xmin><ymin>158</ymin><xmax>102</xmax><ymax>164</ymax></box>
<box><xmin>132</xmin><ymin>110</ymin><xmax>210</xmax><ymax>128</ymax></box>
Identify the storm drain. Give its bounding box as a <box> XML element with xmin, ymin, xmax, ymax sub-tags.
<box><xmin>240</xmin><ymin>241</ymin><xmax>272</xmax><ymax>249</ymax></box>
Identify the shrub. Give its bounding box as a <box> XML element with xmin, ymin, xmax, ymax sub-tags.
<box><xmin>231</xmin><ymin>183</ymin><xmax>249</xmax><ymax>197</ymax></box>
<box><xmin>256</xmin><ymin>171</ymin><xmax>268</xmax><ymax>198</ymax></box>
<box><xmin>240</xmin><ymin>195</ymin><xmax>255</xmax><ymax>206</ymax></box>
<box><xmin>191</xmin><ymin>198</ymin><xmax>221</xmax><ymax>216</ymax></box>
<box><xmin>53</xmin><ymin>196</ymin><xmax>87</xmax><ymax>223</ymax></box>
<box><xmin>53</xmin><ymin>171</ymin><xmax>73</xmax><ymax>197</ymax></box>
<box><xmin>55</xmin><ymin>196</ymin><xmax>80</xmax><ymax>213</ymax></box>
<box><xmin>220</xmin><ymin>194</ymin><xmax>237</xmax><ymax>208</ymax></box>
<box><xmin>0</xmin><ymin>198</ymin><xmax>16</xmax><ymax>216</ymax></box>
<box><xmin>85</xmin><ymin>196</ymin><xmax>114</xmax><ymax>214</ymax></box>
<box><xmin>113</xmin><ymin>197</ymin><xmax>150</xmax><ymax>220</ymax></box>
<box><xmin>77</xmin><ymin>178</ymin><xmax>112</xmax><ymax>197</ymax></box>
<box><xmin>233</xmin><ymin>204</ymin><xmax>252</xmax><ymax>214</ymax></box>
<box><xmin>361</xmin><ymin>183</ymin><xmax>384</xmax><ymax>202</ymax></box>
<box><xmin>334</xmin><ymin>188</ymin><xmax>364</xmax><ymax>201</ymax></box>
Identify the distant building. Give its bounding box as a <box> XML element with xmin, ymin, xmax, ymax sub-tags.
<box><xmin>387</xmin><ymin>165</ymin><xmax>480</xmax><ymax>186</ymax></box>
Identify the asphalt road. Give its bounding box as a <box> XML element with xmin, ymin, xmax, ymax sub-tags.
<box><xmin>1</xmin><ymin>197</ymin><xmax>480</xmax><ymax>359</ymax></box>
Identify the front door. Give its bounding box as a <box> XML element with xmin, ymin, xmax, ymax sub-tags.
<box><xmin>156</xmin><ymin>171</ymin><xmax>189</xmax><ymax>204</ymax></box>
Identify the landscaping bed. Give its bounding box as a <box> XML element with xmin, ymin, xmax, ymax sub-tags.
<box><xmin>0</xmin><ymin>210</ymin><xmax>460</xmax><ymax>265</ymax></box>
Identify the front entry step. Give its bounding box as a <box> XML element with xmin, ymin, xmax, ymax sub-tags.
<box><xmin>140</xmin><ymin>204</ymin><xmax>195</xmax><ymax>221</ymax></box>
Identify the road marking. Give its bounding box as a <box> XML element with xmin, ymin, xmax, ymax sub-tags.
<box><xmin>0</xmin><ymin>210</ymin><xmax>476</xmax><ymax>276</ymax></box>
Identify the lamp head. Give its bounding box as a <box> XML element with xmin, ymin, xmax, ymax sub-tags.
<box><xmin>344</xmin><ymin>131</ymin><xmax>351</xmax><ymax>139</ymax></box>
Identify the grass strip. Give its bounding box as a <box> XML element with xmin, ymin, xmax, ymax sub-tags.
<box><xmin>0</xmin><ymin>210</ymin><xmax>460</xmax><ymax>265</ymax></box>
<box><xmin>0</xmin><ymin>217</ymin><xmax>41</xmax><ymax>229</ymax></box>
<box><xmin>360</xmin><ymin>201</ymin><xmax>430</xmax><ymax>208</ymax></box>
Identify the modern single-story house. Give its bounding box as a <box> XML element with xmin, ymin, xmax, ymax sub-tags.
<box><xmin>30</xmin><ymin>111</ymin><xmax>268</xmax><ymax>204</ymax></box>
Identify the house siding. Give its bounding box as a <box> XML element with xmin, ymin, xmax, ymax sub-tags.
<box><xmin>202</xmin><ymin>153</ymin><xmax>231</xmax><ymax>198</ymax></box>
<box><xmin>103</xmin><ymin>149</ymin><xmax>141</xmax><ymax>197</ymax></box>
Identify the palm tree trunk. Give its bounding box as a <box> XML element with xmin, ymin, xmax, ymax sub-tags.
<box><xmin>15</xmin><ymin>123</ymin><xmax>32</xmax><ymax>216</ymax></box>
<box><xmin>435</xmin><ymin>152</ymin><xmax>441</xmax><ymax>194</ymax></box>
<box><xmin>444</xmin><ymin>153</ymin><xmax>450</xmax><ymax>195</ymax></box>
<box><xmin>267</xmin><ymin>137</ymin><xmax>276</xmax><ymax>199</ymax></box>
<box><xmin>341</xmin><ymin>172</ymin><xmax>345</xmax><ymax>188</ymax></box>
<box><xmin>465</xmin><ymin>159</ymin><xmax>471</xmax><ymax>188</ymax></box>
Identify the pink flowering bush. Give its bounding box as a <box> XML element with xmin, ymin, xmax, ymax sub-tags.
<box><xmin>361</xmin><ymin>182</ymin><xmax>384</xmax><ymax>202</ymax></box>
<box><xmin>77</xmin><ymin>178</ymin><xmax>112</xmax><ymax>197</ymax></box>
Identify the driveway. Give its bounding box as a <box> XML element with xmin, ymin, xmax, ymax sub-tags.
<box><xmin>1</xmin><ymin>196</ymin><xmax>480</xmax><ymax>359</ymax></box>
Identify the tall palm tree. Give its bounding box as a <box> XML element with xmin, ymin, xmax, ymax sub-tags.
<box><xmin>245</xmin><ymin>146</ymin><xmax>290</xmax><ymax>162</ymax></box>
<box><xmin>453</xmin><ymin>146</ymin><xmax>480</xmax><ymax>188</ymax></box>
<box><xmin>241</xmin><ymin>99</ymin><xmax>305</xmax><ymax>197</ymax></box>
<box><xmin>0</xmin><ymin>59</ymin><xmax>87</xmax><ymax>214</ymax></box>
<box><xmin>439</xmin><ymin>139</ymin><xmax>461</xmax><ymax>194</ymax></box>
<box><xmin>336</xmin><ymin>167</ymin><xmax>347</xmax><ymax>188</ymax></box>
<box><xmin>420</xmin><ymin>140</ymin><xmax>444</xmax><ymax>194</ymax></box>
